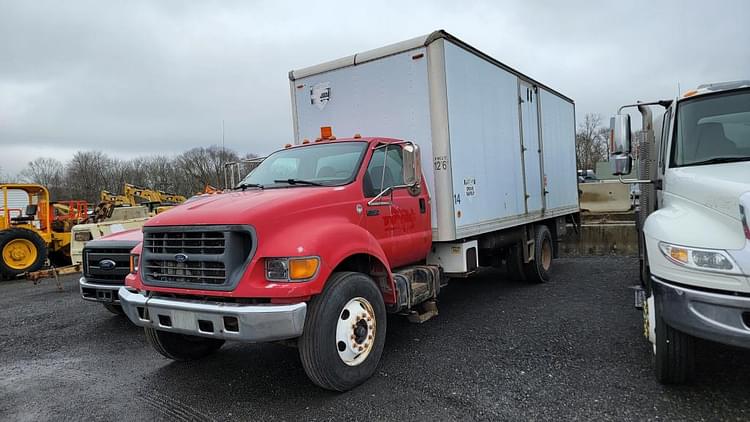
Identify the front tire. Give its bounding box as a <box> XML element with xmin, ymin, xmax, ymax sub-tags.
<box><xmin>654</xmin><ymin>307</ymin><xmax>695</xmax><ymax>384</ymax></box>
<box><xmin>103</xmin><ymin>303</ymin><xmax>125</xmax><ymax>315</ymax></box>
<box><xmin>298</xmin><ymin>271</ymin><xmax>386</xmax><ymax>391</ymax></box>
<box><xmin>145</xmin><ymin>327</ymin><xmax>224</xmax><ymax>361</ymax></box>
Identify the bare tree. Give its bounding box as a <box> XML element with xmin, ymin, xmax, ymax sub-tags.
<box><xmin>6</xmin><ymin>145</ymin><xmax>255</xmax><ymax>201</ymax></box>
<box><xmin>65</xmin><ymin>151</ymin><xmax>113</xmax><ymax>203</ymax></box>
<box><xmin>575</xmin><ymin>113</ymin><xmax>609</xmax><ymax>171</ymax></box>
<box><xmin>176</xmin><ymin>145</ymin><xmax>240</xmax><ymax>193</ymax></box>
<box><xmin>19</xmin><ymin>157</ymin><xmax>67</xmax><ymax>199</ymax></box>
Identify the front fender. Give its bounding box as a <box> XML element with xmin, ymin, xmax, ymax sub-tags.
<box><xmin>261</xmin><ymin>220</ymin><xmax>396</xmax><ymax>303</ymax></box>
<box><xmin>644</xmin><ymin>192</ymin><xmax>750</xmax><ymax>293</ymax></box>
<box><xmin>644</xmin><ymin>192</ymin><xmax>745</xmax><ymax>250</ymax></box>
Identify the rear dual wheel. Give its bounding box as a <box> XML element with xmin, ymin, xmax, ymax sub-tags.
<box><xmin>506</xmin><ymin>225</ymin><xmax>553</xmax><ymax>283</ymax></box>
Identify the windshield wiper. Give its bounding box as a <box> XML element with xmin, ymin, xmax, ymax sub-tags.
<box><xmin>235</xmin><ymin>183</ymin><xmax>264</xmax><ymax>191</ymax></box>
<box><xmin>273</xmin><ymin>178</ymin><xmax>325</xmax><ymax>186</ymax></box>
<box><xmin>684</xmin><ymin>156</ymin><xmax>750</xmax><ymax>167</ymax></box>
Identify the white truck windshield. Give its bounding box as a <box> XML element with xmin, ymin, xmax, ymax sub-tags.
<box><xmin>237</xmin><ymin>142</ymin><xmax>367</xmax><ymax>188</ymax></box>
<box><xmin>672</xmin><ymin>90</ymin><xmax>750</xmax><ymax>167</ymax></box>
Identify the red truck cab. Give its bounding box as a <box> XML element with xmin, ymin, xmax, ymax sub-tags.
<box><xmin>121</xmin><ymin>137</ymin><xmax>433</xmax><ymax>390</ymax></box>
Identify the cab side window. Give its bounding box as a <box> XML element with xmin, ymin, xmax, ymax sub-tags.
<box><xmin>364</xmin><ymin>146</ymin><xmax>404</xmax><ymax>198</ymax></box>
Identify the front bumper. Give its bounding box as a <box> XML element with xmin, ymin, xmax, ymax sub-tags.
<box><xmin>80</xmin><ymin>277</ymin><xmax>122</xmax><ymax>303</ymax></box>
<box><xmin>653</xmin><ymin>276</ymin><xmax>750</xmax><ymax>349</ymax></box>
<box><xmin>118</xmin><ymin>287</ymin><xmax>307</xmax><ymax>343</ymax></box>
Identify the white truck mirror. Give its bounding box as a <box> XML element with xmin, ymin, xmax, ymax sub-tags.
<box><xmin>402</xmin><ymin>143</ymin><xmax>422</xmax><ymax>186</ymax></box>
<box><xmin>610</xmin><ymin>114</ymin><xmax>632</xmax><ymax>176</ymax></box>
<box><xmin>610</xmin><ymin>114</ymin><xmax>631</xmax><ymax>155</ymax></box>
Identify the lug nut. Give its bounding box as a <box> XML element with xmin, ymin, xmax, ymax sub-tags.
<box><xmin>358</xmin><ymin>347</ymin><xmax>363</xmax><ymax>351</ymax></box>
<box><xmin>368</xmin><ymin>335</ymin><xmax>373</xmax><ymax>340</ymax></box>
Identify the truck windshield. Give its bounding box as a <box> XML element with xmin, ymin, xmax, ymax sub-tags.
<box><xmin>672</xmin><ymin>90</ymin><xmax>750</xmax><ymax>167</ymax></box>
<box><xmin>237</xmin><ymin>142</ymin><xmax>367</xmax><ymax>188</ymax></box>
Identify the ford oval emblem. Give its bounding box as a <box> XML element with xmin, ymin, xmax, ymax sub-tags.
<box><xmin>99</xmin><ymin>259</ymin><xmax>116</xmax><ymax>271</ymax></box>
<box><xmin>174</xmin><ymin>253</ymin><xmax>189</xmax><ymax>263</ymax></box>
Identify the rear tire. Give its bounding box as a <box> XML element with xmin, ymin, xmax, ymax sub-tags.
<box><xmin>144</xmin><ymin>327</ymin><xmax>224</xmax><ymax>361</ymax></box>
<box><xmin>523</xmin><ymin>225</ymin><xmax>553</xmax><ymax>283</ymax></box>
<box><xmin>506</xmin><ymin>245</ymin><xmax>527</xmax><ymax>281</ymax></box>
<box><xmin>103</xmin><ymin>303</ymin><xmax>124</xmax><ymax>315</ymax></box>
<box><xmin>0</xmin><ymin>228</ymin><xmax>48</xmax><ymax>278</ymax></box>
<box><xmin>298</xmin><ymin>271</ymin><xmax>386</xmax><ymax>391</ymax></box>
<box><xmin>654</xmin><ymin>307</ymin><xmax>695</xmax><ymax>384</ymax></box>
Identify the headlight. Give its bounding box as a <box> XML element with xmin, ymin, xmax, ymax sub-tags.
<box><xmin>265</xmin><ymin>257</ymin><xmax>320</xmax><ymax>282</ymax></box>
<box><xmin>74</xmin><ymin>231</ymin><xmax>92</xmax><ymax>242</ymax></box>
<box><xmin>129</xmin><ymin>254</ymin><xmax>140</xmax><ymax>274</ymax></box>
<box><xmin>659</xmin><ymin>242</ymin><xmax>740</xmax><ymax>274</ymax></box>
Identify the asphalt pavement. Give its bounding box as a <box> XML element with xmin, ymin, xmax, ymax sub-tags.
<box><xmin>1</xmin><ymin>257</ymin><xmax>748</xmax><ymax>421</ymax></box>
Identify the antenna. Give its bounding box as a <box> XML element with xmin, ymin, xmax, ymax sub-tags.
<box><xmin>221</xmin><ymin>119</ymin><xmax>225</xmax><ymax>157</ymax></box>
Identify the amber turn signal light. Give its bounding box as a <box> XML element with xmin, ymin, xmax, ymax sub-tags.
<box><xmin>289</xmin><ymin>257</ymin><xmax>320</xmax><ymax>280</ymax></box>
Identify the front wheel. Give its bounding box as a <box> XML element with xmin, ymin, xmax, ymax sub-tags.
<box><xmin>103</xmin><ymin>303</ymin><xmax>124</xmax><ymax>315</ymax></box>
<box><xmin>145</xmin><ymin>327</ymin><xmax>224</xmax><ymax>361</ymax></box>
<box><xmin>298</xmin><ymin>271</ymin><xmax>386</xmax><ymax>391</ymax></box>
<box><xmin>654</xmin><ymin>306</ymin><xmax>695</xmax><ymax>384</ymax></box>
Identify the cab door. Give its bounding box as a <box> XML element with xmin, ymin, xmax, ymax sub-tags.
<box><xmin>362</xmin><ymin>144</ymin><xmax>431</xmax><ymax>268</ymax></box>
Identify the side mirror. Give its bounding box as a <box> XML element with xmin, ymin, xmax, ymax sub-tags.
<box><xmin>609</xmin><ymin>114</ymin><xmax>632</xmax><ymax>176</ymax></box>
<box><xmin>610</xmin><ymin>114</ymin><xmax>631</xmax><ymax>155</ymax></box>
<box><xmin>402</xmin><ymin>143</ymin><xmax>422</xmax><ymax>186</ymax></box>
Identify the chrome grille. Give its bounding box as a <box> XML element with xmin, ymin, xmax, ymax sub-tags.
<box><xmin>141</xmin><ymin>226</ymin><xmax>255</xmax><ymax>291</ymax></box>
<box><xmin>83</xmin><ymin>244</ymin><xmax>138</xmax><ymax>285</ymax></box>
<box><xmin>144</xmin><ymin>260</ymin><xmax>226</xmax><ymax>284</ymax></box>
<box><xmin>144</xmin><ymin>231</ymin><xmax>226</xmax><ymax>255</ymax></box>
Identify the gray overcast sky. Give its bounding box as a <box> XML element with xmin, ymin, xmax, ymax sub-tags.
<box><xmin>1</xmin><ymin>0</ymin><xmax>749</xmax><ymax>175</ymax></box>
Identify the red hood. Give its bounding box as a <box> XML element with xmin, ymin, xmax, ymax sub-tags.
<box><xmin>146</xmin><ymin>187</ymin><xmax>344</xmax><ymax>227</ymax></box>
<box><xmin>92</xmin><ymin>227</ymin><xmax>143</xmax><ymax>243</ymax></box>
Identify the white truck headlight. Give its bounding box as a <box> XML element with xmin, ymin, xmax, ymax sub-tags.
<box><xmin>659</xmin><ymin>242</ymin><xmax>740</xmax><ymax>274</ymax></box>
<box><xmin>75</xmin><ymin>231</ymin><xmax>92</xmax><ymax>242</ymax></box>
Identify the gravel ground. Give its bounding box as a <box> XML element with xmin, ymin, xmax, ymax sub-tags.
<box><xmin>1</xmin><ymin>256</ymin><xmax>748</xmax><ymax>421</ymax></box>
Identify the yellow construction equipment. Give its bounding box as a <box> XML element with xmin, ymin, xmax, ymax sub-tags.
<box><xmin>1</xmin><ymin>184</ymin><xmax>86</xmax><ymax>278</ymax></box>
<box><xmin>100</xmin><ymin>184</ymin><xmax>186</xmax><ymax>209</ymax></box>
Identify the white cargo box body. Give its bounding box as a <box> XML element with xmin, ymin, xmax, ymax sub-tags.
<box><xmin>289</xmin><ymin>30</ymin><xmax>578</xmax><ymax>242</ymax></box>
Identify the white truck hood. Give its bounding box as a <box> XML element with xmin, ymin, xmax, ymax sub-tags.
<box><xmin>667</xmin><ymin>161</ymin><xmax>750</xmax><ymax>221</ymax></box>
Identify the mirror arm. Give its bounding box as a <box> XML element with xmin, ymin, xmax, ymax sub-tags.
<box><xmin>617</xmin><ymin>175</ymin><xmax>653</xmax><ymax>185</ymax></box>
<box><xmin>367</xmin><ymin>187</ymin><xmax>393</xmax><ymax>206</ymax></box>
<box><xmin>617</xmin><ymin>100</ymin><xmax>672</xmax><ymax>114</ymax></box>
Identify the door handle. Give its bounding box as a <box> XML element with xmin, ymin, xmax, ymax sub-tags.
<box><xmin>366</xmin><ymin>209</ymin><xmax>380</xmax><ymax>216</ymax></box>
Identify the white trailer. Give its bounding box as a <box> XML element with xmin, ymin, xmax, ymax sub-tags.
<box><xmin>289</xmin><ymin>30</ymin><xmax>578</xmax><ymax>278</ymax></box>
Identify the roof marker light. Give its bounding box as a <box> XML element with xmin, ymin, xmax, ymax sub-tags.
<box><xmin>682</xmin><ymin>90</ymin><xmax>698</xmax><ymax>98</ymax></box>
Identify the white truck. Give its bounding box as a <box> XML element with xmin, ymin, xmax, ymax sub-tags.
<box><xmin>610</xmin><ymin>80</ymin><xmax>750</xmax><ymax>383</ymax></box>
